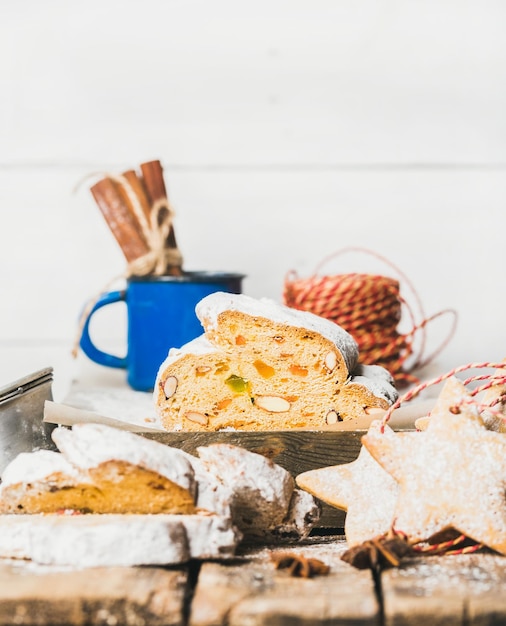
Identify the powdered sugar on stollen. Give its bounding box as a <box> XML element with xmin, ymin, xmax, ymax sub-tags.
<box><xmin>197</xmin><ymin>443</ymin><xmax>295</xmax><ymax>532</ymax></box>
<box><xmin>196</xmin><ymin>292</ymin><xmax>359</xmax><ymax>372</ymax></box>
<box><xmin>0</xmin><ymin>513</ymin><xmax>239</xmax><ymax>567</ymax></box>
<box><xmin>347</xmin><ymin>364</ymin><xmax>398</xmax><ymax>405</ymax></box>
<box><xmin>52</xmin><ymin>423</ymin><xmax>196</xmax><ymax>494</ymax></box>
<box><xmin>0</xmin><ymin>450</ymin><xmax>85</xmax><ymax>489</ymax></box>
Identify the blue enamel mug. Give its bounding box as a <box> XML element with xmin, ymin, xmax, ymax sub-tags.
<box><xmin>79</xmin><ymin>271</ymin><xmax>245</xmax><ymax>391</ymax></box>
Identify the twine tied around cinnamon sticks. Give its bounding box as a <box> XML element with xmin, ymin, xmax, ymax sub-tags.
<box><xmin>89</xmin><ymin>160</ymin><xmax>183</xmax><ymax>277</ymax></box>
<box><xmin>71</xmin><ymin>160</ymin><xmax>183</xmax><ymax>358</ymax></box>
<box><xmin>105</xmin><ymin>173</ymin><xmax>180</xmax><ymax>277</ymax></box>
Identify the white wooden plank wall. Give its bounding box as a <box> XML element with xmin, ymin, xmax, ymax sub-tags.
<box><xmin>0</xmin><ymin>0</ymin><xmax>505</xmax><ymax>397</ymax></box>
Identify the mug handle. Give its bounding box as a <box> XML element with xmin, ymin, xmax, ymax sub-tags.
<box><xmin>79</xmin><ymin>290</ymin><xmax>128</xmax><ymax>369</ymax></box>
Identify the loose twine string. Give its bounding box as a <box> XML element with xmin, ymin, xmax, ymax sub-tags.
<box><xmin>412</xmin><ymin>532</ymin><xmax>483</xmax><ymax>556</ymax></box>
<box><xmin>381</xmin><ymin>360</ymin><xmax>506</xmax><ymax>429</ymax></box>
<box><xmin>71</xmin><ymin>173</ymin><xmax>180</xmax><ymax>358</ymax></box>
<box><xmin>380</xmin><ymin>361</ymin><xmax>506</xmax><ymax>558</ymax></box>
<box><xmin>94</xmin><ymin>172</ymin><xmax>182</xmax><ymax>277</ymax></box>
<box><xmin>283</xmin><ymin>247</ymin><xmax>458</xmax><ymax>387</ymax></box>
<box><xmin>386</xmin><ymin>529</ymin><xmax>484</xmax><ymax>559</ymax></box>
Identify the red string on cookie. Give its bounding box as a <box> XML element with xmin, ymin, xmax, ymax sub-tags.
<box><xmin>412</xmin><ymin>533</ymin><xmax>483</xmax><ymax>556</ymax></box>
<box><xmin>343</xmin><ymin>528</ymin><xmax>484</xmax><ymax>570</ymax></box>
<box><xmin>283</xmin><ymin>247</ymin><xmax>457</xmax><ymax>387</ymax></box>
<box><xmin>381</xmin><ymin>361</ymin><xmax>506</xmax><ymax>432</ymax></box>
<box><xmin>397</xmin><ymin>528</ymin><xmax>484</xmax><ymax>557</ymax></box>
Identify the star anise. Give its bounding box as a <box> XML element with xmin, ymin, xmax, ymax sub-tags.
<box><xmin>341</xmin><ymin>530</ymin><xmax>414</xmax><ymax>572</ymax></box>
<box><xmin>270</xmin><ymin>551</ymin><xmax>330</xmax><ymax>578</ymax></box>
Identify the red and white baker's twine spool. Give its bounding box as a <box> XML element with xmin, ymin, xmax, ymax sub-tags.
<box><xmin>284</xmin><ymin>248</ymin><xmax>457</xmax><ymax>387</ymax></box>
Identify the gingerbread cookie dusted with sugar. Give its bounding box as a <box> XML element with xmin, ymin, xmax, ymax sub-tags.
<box><xmin>154</xmin><ymin>292</ymin><xmax>398</xmax><ymax>431</ymax></box>
<box><xmin>414</xmin><ymin>361</ymin><xmax>506</xmax><ymax>432</ymax></box>
<box><xmin>296</xmin><ymin>425</ymin><xmax>401</xmax><ymax>546</ymax></box>
<box><xmin>363</xmin><ymin>376</ymin><xmax>506</xmax><ymax>554</ymax></box>
<box><xmin>296</xmin><ymin>374</ymin><xmax>506</xmax><ymax>554</ymax></box>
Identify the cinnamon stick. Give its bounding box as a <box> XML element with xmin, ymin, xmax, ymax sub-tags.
<box><xmin>140</xmin><ymin>160</ymin><xmax>167</xmax><ymax>207</ymax></box>
<box><xmin>140</xmin><ymin>160</ymin><xmax>183</xmax><ymax>274</ymax></box>
<box><xmin>90</xmin><ymin>177</ymin><xmax>149</xmax><ymax>262</ymax></box>
<box><xmin>121</xmin><ymin>170</ymin><xmax>152</xmax><ymax>222</ymax></box>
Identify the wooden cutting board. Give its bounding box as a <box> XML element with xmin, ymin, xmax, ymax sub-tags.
<box><xmin>46</xmin><ymin>398</ymin><xmax>432</xmax><ymax>530</ymax></box>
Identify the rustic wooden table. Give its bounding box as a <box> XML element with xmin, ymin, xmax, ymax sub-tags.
<box><xmin>3</xmin><ymin>367</ymin><xmax>503</xmax><ymax>624</ymax></box>
<box><xmin>1</xmin><ymin>536</ymin><xmax>505</xmax><ymax>626</ymax></box>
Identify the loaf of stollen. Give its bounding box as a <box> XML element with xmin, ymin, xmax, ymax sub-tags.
<box><xmin>0</xmin><ymin>423</ymin><xmax>319</xmax><ymax>565</ymax></box>
<box><xmin>154</xmin><ymin>292</ymin><xmax>398</xmax><ymax>431</ymax></box>
<box><xmin>194</xmin><ymin>442</ymin><xmax>320</xmax><ymax>540</ymax></box>
<box><xmin>0</xmin><ymin>423</ymin><xmax>197</xmax><ymax>515</ymax></box>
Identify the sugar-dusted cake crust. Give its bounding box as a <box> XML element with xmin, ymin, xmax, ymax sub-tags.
<box><xmin>154</xmin><ymin>292</ymin><xmax>398</xmax><ymax>431</ymax></box>
<box><xmin>197</xmin><ymin>443</ymin><xmax>295</xmax><ymax>534</ymax></box>
<box><xmin>175</xmin><ymin>443</ymin><xmax>320</xmax><ymax>540</ymax></box>
<box><xmin>0</xmin><ymin>424</ymin><xmax>320</xmax><ymax>543</ymax></box>
<box><xmin>0</xmin><ymin>425</ymin><xmax>197</xmax><ymax>515</ymax></box>
<box><xmin>196</xmin><ymin>292</ymin><xmax>360</xmax><ymax>373</ymax></box>
<box><xmin>0</xmin><ymin>513</ymin><xmax>240</xmax><ymax>566</ymax></box>
<box><xmin>53</xmin><ymin>423</ymin><xmax>196</xmax><ymax>496</ymax></box>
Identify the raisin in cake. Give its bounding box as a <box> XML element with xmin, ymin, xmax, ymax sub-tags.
<box><xmin>154</xmin><ymin>292</ymin><xmax>398</xmax><ymax>431</ymax></box>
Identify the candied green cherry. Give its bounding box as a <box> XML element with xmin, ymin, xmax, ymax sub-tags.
<box><xmin>225</xmin><ymin>374</ymin><xmax>249</xmax><ymax>394</ymax></box>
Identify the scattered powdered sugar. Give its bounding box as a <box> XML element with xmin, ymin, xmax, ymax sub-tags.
<box><xmin>2</xmin><ymin>558</ymin><xmax>78</xmax><ymax>574</ymax></box>
<box><xmin>393</xmin><ymin>555</ymin><xmax>506</xmax><ymax>596</ymax></box>
<box><xmin>65</xmin><ymin>387</ymin><xmax>159</xmax><ymax>427</ymax></box>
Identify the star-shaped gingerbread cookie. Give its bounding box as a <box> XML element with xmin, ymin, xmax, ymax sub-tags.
<box><xmin>480</xmin><ymin>362</ymin><xmax>506</xmax><ymax>432</ymax></box>
<box><xmin>363</xmin><ymin>377</ymin><xmax>506</xmax><ymax>554</ymax></box>
<box><xmin>296</xmin><ymin>422</ymin><xmax>402</xmax><ymax>546</ymax></box>
<box><xmin>415</xmin><ymin>370</ymin><xmax>506</xmax><ymax>432</ymax></box>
